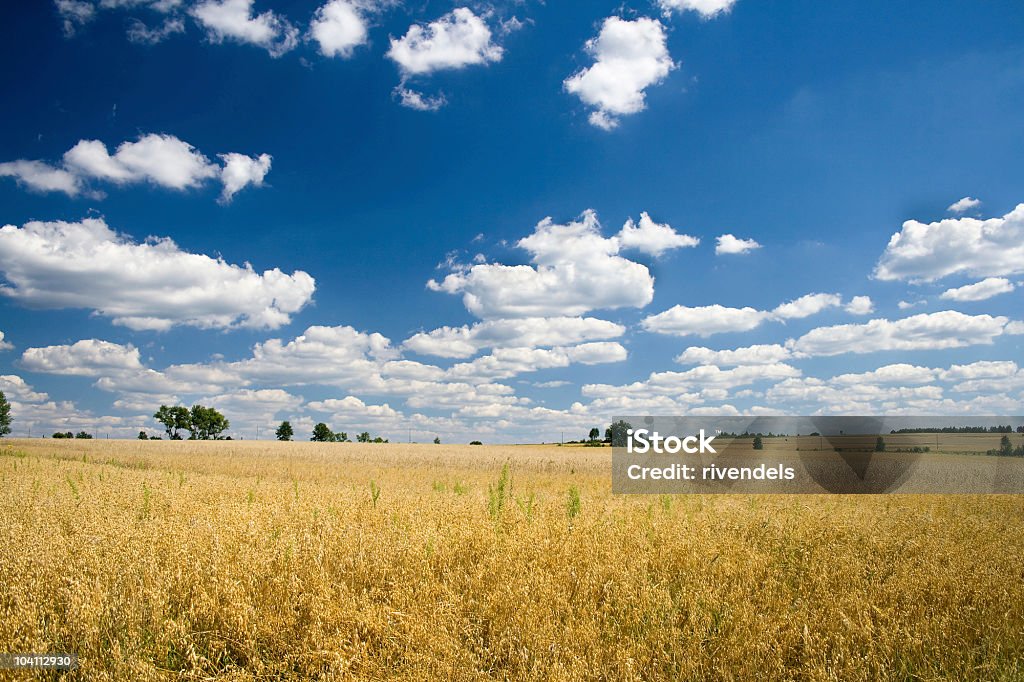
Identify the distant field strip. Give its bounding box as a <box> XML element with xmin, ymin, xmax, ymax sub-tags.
<box><xmin>1</xmin><ymin>439</ymin><xmax>1023</xmax><ymax>680</ymax></box>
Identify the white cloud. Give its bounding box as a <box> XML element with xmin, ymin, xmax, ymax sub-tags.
<box><xmin>200</xmin><ymin>388</ymin><xmax>303</xmax><ymax>420</ymax></box>
<box><xmin>829</xmin><ymin>364</ymin><xmax>938</xmax><ymax>386</ymax></box>
<box><xmin>0</xmin><ymin>375</ymin><xmax>49</xmax><ymax>403</ymax></box>
<box><xmin>563</xmin><ymin>16</ymin><xmax>674</xmax><ymax>130</ymax></box>
<box><xmin>715</xmin><ymin>233</ymin><xmax>761</xmax><ymax>255</ymax></box>
<box><xmin>898</xmin><ymin>299</ymin><xmax>925</xmax><ymax>310</ymax></box>
<box><xmin>21</xmin><ymin>340</ymin><xmax>144</xmax><ymax>376</ymax></box>
<box><xmin>393</xmin><ymin>86</ymin><xmax>446</xmax><ymax>111</ymax></box>
<box><xmin>387</xmin><ymin>8</ymin><xmax>502</xmax><ymax>76</ymax></box>
<box><xmin>428</xmin><ymin>210</ymin><xmax>684</xmax><ymax>318</ymax></box>
<box><xmin>1</xmin><ymin>134</ymin><xmax>272</xmax><ymax>201</ymax></box>
<box><xmin>772</xmin><ymin>292</ymin><xmax>841</xmax><ymax>320</ymax></box>
<box><xmin>675</xmin><ymin>344</ymin><xmax>792</xmax><ymax>366</ymax></box>
<box><xmin>643</xmin><ymin>292</ymin><xmax>847</xmax><ymax>337</ymax></box>
<box><xmin>787</xmin><ymin>311</ymin><xmax>1020</xmax><ymax>357</ymax></box>
<box><xmin>445</xmin><ymin>342</ymin><xmax>627</xmax><ymax>382</ymax></box>
<box><xmin>403</xmin><ymin>316</ymin><xmax>625</xmax><ymax>358</ymax></box>
<box><xmin>618</xmin><ymin>212</ymin><xmax>699</xmax><ymax>256</ymax></box>
<box><xmin>658</xmin><ymin>0</ymin><xmax>737</xmax><ymax>18</ymax></box>
<box><xmin>583</xmin><ymin>363</ymin><xmax>801</xmax><ymax>400</ymax></box>
<box><xmin>874</xmin><ymin>203</ymin><xmax>1024</xmax><ymax>282</ymax></box>
<box><xmin>0</xmin><ymin>160</ymin><xmax>83</xmax><ymax>195</ymax></box>
<box><xmin>0</xmin><ymin>331</ymin><xmax>11</xmax><ymax>351</ymax></box>
<box><xmin>218</xmin><ymin>152</ymin><xmax>272</xmax><ymax>203</ymax></box>
<box><xmin>844</xmin><ymin>295</ymin><xmax>875</xmax><ymax>315</ymax></box>
<box><xmin>947</xmin><ymin>196</ymin><xmax>981</xmax><ymax>214</ymax></box>
<box><xmin>126</xmin><ymin>16</ymin><xmax>185</xmax><ymax>44</ymax></box>
<box><xmin>55</xmin><ymin>0</ymin><xmax>96</xmax><ymax>36</ymax></box>
<box><xmin>939</xmin><ymin>277</ymin><xmax>1016</xmax><ymax>302</ymax></box>
<box><xmin>0</xmin><ymin>218</ymin><xmax>315</xmax><ymax>331</ymax></box>
<box><xmin>308</xmin><ymin>395</ymin><xmax>401</xmax><ymax>422</ymax></box>
<box><xmin>191</xmin><ymin>0</ymin><xmax>298</xmax><ymax>57</ymax></box>
<box><xmin>309</xmin><ymin>0</ymin><xmax>370</xmax><ymax>58</ymax></box>
<box><xmin>643</xmin><ymin>304</ymin><xmax>768</xmax><ymax>337</ymax></box>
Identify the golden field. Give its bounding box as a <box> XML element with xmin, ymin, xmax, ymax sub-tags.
<box><xmin>1</xmin><ymin>438</ymin><xmax>1023</xmax><ymax>681</ymax></box>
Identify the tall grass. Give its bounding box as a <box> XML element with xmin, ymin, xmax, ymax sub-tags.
<box><xmin>0</xmin><ymin>439</ymin><xmax>1023</xmax><ymax>680</ymax></box>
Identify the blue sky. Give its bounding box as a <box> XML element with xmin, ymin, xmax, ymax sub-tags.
<box><xmin>0</xmin><ymin>0</ymin><xmax>1022</xmax><ymax>442</ymax></box>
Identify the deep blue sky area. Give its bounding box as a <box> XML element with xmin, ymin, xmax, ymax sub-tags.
<box><xmin>0</xmin><ymin>0</ymin><xmax>1022</xmax><ymax>441</ymax></box>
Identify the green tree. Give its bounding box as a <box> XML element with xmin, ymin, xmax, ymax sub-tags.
<box><xmin>433</xmin><ymin>436</ymin><xmax>441</xmax><ymax>444</ymax></box>
<box><xmin>999</xmin><ymin>435</ymin><xmax>1013</xmax><ymax>456</ymax></box>
<box><xmin>153</xmin><ymin>405</ymin><xmax>190</xmax><ymax>440</ymax></box>
<box><xmin>753</xmin><ymin>435</ymin><xmax>764</xmax><ymax>450</ymax></box>
<box><xmin>333</xmin><ymin>431</ymin><xmax>350</xmax><ymax>443</ymax></box>
<box><xmin>311</xmin><ymin>423</ymin><xmax>334</xmax><ymax>442</ymax></box>
<box><xmin>138</xmin><ymin>431</ymin><xmax>149</xmax><ymax>440</ymax></box>
<box><xmin>606</xmin><ymin>420</ymin><xmax>632</xmax><ymax>447</ymax></box>
<box><xmin>357</xmin><ymin>431</ymin><xmax>371</xmax><ymax>443</ymax></box>
<box><xmin>275</xmin><ymin>420</ymin><xmax>294</xmax><ymax>441</ymax></box>
<box><xmin>874</xmin><ymin>436</ymin><xmax>886</xmax><ymax>452</ymax></box>
<box><xmin>75</xmin><ymin>431</ymin><xmax>93</xmax><ymax>439</ymax></box>
<box><xmin>0</xmin><ymin>390</ymin><xmax>12</xmax><ymax>437</ymax></box>
<box><xmin>588</xmin><ymin>427</ymin><xmax>600</xmax><ymax>442</ymax></box>
<box><xmin>187</xmin><ymin>405</ymin><xmax>229</xmax><ymax>440</ymax></box>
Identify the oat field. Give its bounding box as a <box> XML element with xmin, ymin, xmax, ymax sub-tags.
<box><xmin>1</xmin><ymin>438</ymin><xmax>1023</xmax><ymax>681</ymax></box>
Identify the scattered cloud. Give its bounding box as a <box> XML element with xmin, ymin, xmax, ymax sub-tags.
<box><xmin>675</xmin><ymin>343</ymin><xmax>792</xmax><ymax>366</ymax></box>
<box><xmin>218</xmin><ymin>152</ymin><xmax>272</xmax><ymax>203</ymax></box>
<box><xmin>618</xmin><ymin>212</ymin><xmax>699</xmax><ymax>256</ymax></box>
<box><xmin>947</xmin><ymin>196</ymin><xmax>981</xmax><ymax>214</ymax></box>
<box><xmin>0</xmin><ymin>218</ymin><xmax>315</xmax><ymax>331</ymax></box>
<box><xmin>657</xmin><ymin>0</ymin><xmax>738</xmax><ymax>18</ymax></box>
<box><xmin>563</xmin><ymin>17</ymin><xmax>674</xmax><ymax>130</ymax></box>
<box><xmin>309</xmin><ymin>0</ymin><xmax>372</xmax><ymax>58</ymax></box>
<box><xmin>191</xmin><ymin>0</ymin><xmax>299</xmax><ymax>57</ymax></box>
<box><xmin>844</xmin><ymin>295</ymin><xmax>875</xmax><ymax>315</ymax></box>
<box><xmin>715</xmin><ymin>233</ymin><xmax>761</xmax><ymax>255</ymax></box>
<box><xmin>642</xmin><ymin>292</ymin><xmax>848</xmax><ymax>337</ymax></box>
<box><xmin>388</xmin><ymin>7</ymin><xmax>501</xmax><ymax>76</ymax></box>
<box><xmin>428</xmin><ymin>210</ymin><xmax>696</xmax><ymax>319</ymax></box>
<box><xmin>787</xmin><ymin>311</ymin><xmax>1022</xmax><ymax>357</ymax></box>
<box><xmin>0</xmin><ymin>134</ymin><xmax>272</xmax><ymax>202</ymax></box>
<box><xmin>939</xmin><ymin>277</ymin><xmax>1016</xmax><ymax>302</ymax></box>
<box><xmin>393</xmin><ymin>86</ymin><xmax>446</xmax><ymax>111</ymax></box>
<box><xmin>0</xmin><ymin>332</ymin><xmax>12</xmax><ymax>352</ymax></box>
<box><xmin>126</xmin><ymin>16</ymin><xmax>185</xmax><ymax>44</ymax></box>
<box><xmin>55</xmin><ymin>0</ymin><xmax>96</xmax><ymax>36</ymax></box>
<box><xmin>874</xmin><ymin>203</ymin><xmax>1024</xmax><ymax>282</ymax></box>
<box><xmin>403</xmin><ymin>316</ymin><xmax>625</xmax><ymax>359</ymax></box>
<box><xmin>21</xmin><ymin>339</ymin><xmax>144</xmax><ymax>376</ymax></box>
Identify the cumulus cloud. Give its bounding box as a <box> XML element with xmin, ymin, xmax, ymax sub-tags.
<box><xmin>658</xmin><ymin>0</ymin><xmax>737</xmax><ymax>17</ymax></box>
<box><xmin>947</xmin><ymin>196</ymin><xmax>981</xmax><ymax>214</ymax></box>
<box><xmin>0</xmin><ymin>331</ymin><xmax>11</xmax><ymax>351</ymax></box>
<box><xmin>428</xmin><ymin>210</ymin><xmax>697</xmax><ymax>319</ymax></box>
<box><xmin>874</xmin><ymin>204</ymin><xmax>1024</xmax><ymax>282</ymax></box>
<box><xmin>618</xmin><ymin>212</ymin><xmax>699</xmax><ymax>256</ymax></box>
<box><xmin>445</xmin><ymin>343</ymin><xmax>627</xmax><ymax>382</ymax></box>
<box><xmin>0</xmin><ymin>218</ymin><xmax>315</xmax><ymax>331</ymax></box>
<box><xmin>309</xmin><ymin>0</ymin><xmax>370</xmax><ymax>58</ymax></box>
<box><xmin>563</xmin><ymin>16</ymin><xmax>674</xmax><ymax>130</ymax></box>
<box><xmin>218</xmin><ymin>152</ymin><xmax>271</xmax><ymax>203</ymax></box>
<box><xmin>191</xmin><ymin>0</ymin><xmax>298</xmax><ymax>57</ymax></box>
<box><xmin>844</xmin><ymin>295</ymin><xmax>875</xmax><ymax>315</ymax></box>
<box><xmin>387</xmin><ymin>8</ymin><xmax>502</xmax><ymax>76</ymax></box>
<box><xmin>787</xmin><ymin>311</ymin><xmax>1022</xmax><ymax>357</ymax></box>
<box><xmin>675</xmin><ymin>344</ymin><xmax>792</xmax><ymax>366</ymax></box>
<box><xmin>0</xmin><ymin>133</ymin><xmax>272</xmax><ymax>201</ymax></box>
<box><xmin>715</xmin><ymin>233</ymin><xmax>761</xmax><ymax>255</ymax></box>
<box><xmin>939</xmin><ymin>277</ymin><xmax>1016</xmax><ymax>302</ymax></box>
<box><xmin>403</xmin><ymin>316</ymin><xmax>625</xmax><ymax>359</ymax></box>
<box><xmin>642</xmin><ymin>292</ymin><xmax>848</xmax><ymax>337</ymax></box>
<box><xmin>21</xmin><ymin>340</ymin><xmax>144</xmax><ymax>376</ymax></box>
<box><xmin>583</xmin><ymin>363</ymin><xmax>801</xmax><ymax>401</ymax></box>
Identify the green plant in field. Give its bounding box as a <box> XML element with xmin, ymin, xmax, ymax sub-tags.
<box><xmin>515</xmin><ymin>491</ymin><xmax>536</xmax><ymax>521</ymax></box>
<box><xmin>370</xmin><ymin>480</ymin><xmax>380</xmax><ymax>508</ymax></box>
<box><xmin>453</xmin><ymin>481</ymin><xmax>468</xmax><ymax>495</ymax></box>
<box><xmin>488</xmin><ymin>464</ymin><xmax>510</xmax><ymax>521</ymax></box>
<box><xmin>566</xmin><ymin>486</ymin><xmax>581</xmax><ymax>520</ymax></box>
<box><xmin>432</xmin><ymin>480</ymin><xmax>447</xmax><ymax>493</ymax></box>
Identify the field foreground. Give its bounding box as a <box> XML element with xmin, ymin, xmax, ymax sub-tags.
<box><xmin>1</xmin><ymin>439</ymin><xmax>1023</xmax><ymax>681</ymax></box>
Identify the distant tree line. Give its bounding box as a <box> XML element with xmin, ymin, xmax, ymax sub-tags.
<box><xmin>52</xmin><ymin>431</ymin><xmax>93</xmax><ymax>439</ymax></box>
<box><xmin>891</xmin><ymin>425</ymin><xmax>1022</xmax><ymax>434</ymax></box>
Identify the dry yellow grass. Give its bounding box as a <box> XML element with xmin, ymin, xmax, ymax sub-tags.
<box><xmin>1</xmin><ymin>438</ymin><xmax>1023</xmax><ymax>681</ymax></box>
